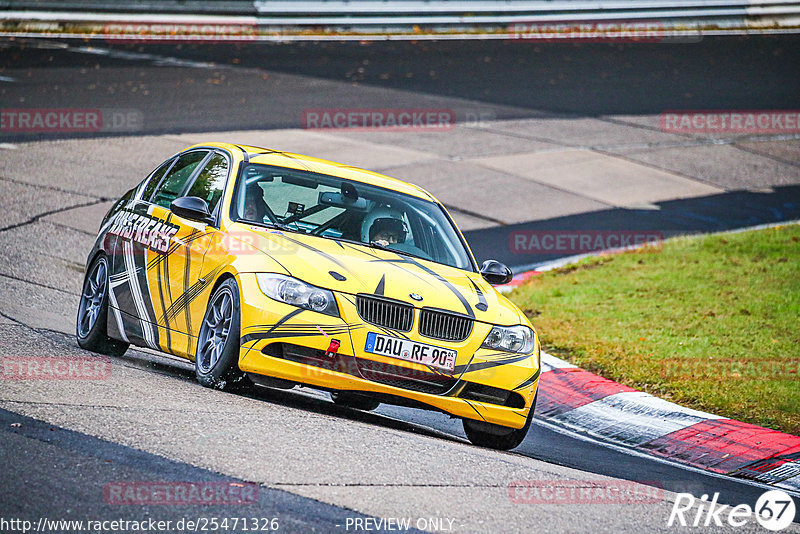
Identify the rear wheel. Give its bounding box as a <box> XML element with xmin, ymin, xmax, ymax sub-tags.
<box><xmin>462</xmin><ymin>394</ymin><xmax>537</xmax><ymax>450</ymax></box>
<box><xmin>76</xmin><ymin>255</ymin><xmax>129</xmax><ymax>357</ymax></box>
<box><xmin>331</xmin><ymin>391</ymin><xmax>381</xmax><ymax>411</ymax></box>
<box><xmin>195</xmin><ymin>278</ymin><xmax>249</xmax><ymax>391</ymax></box>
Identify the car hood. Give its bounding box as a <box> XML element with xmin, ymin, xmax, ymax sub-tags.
<box><xmin>229</xmin><ymin>224</ymin><xmax>523</xmax><ymax>326</ymax></box>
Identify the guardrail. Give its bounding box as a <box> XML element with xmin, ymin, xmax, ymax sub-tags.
<box><xmin>2</xmin><ymin>0</ymin><xmax>799</xmax><ymax>40</ymax></box>
<box><xmin>1</xmin><ymin>1</ymin><xmax>256</xmax><ymax>14</ymax></box>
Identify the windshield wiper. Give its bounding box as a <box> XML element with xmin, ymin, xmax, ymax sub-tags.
<box><xmin>274</xmin><ymin>222</ymin><xmax>300</xmax><ymax>232</ymax></box>
<box><xmin>324</xmin><ymin>236</ymin><xmax>418</xmax><ymax>259</ymax></box>
<box><xmin>367</xmin><ymin>241</ymin><xmax>417</xmax><ymax>259</ymax></box>
<box><xmin>248</xmin><ymin>220</ymin><xmax>305</xmax><ymax>234</ymax></box>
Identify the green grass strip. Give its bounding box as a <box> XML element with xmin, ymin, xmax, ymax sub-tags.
<box><xmin>511</xmin><ymin>224</ymin><xmax>800</xmax><ymax>435</ymax></box>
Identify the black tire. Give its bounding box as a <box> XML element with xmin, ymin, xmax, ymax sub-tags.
<box><xmin>195</xmin><ymin>278</ymin><xmax>250</xmax><ymax>391</ymax></box>
<box><xmin>76</xmin><ymin>255</ymin><xmax>129</xmax><ymax>357</ymax></box>
<box><xmin>463</xmin><ymin>394</ymin><xmax>537</xmax><ymax>451</ymax></box>
<box><xmin>331</xmin><ymin>391</ymin><xmax>381</xmax><ymax>411</ymax></box>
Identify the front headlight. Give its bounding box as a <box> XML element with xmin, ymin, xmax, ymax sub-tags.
<box><xmin>255</xmin><ymin>273</ymin><xmax>339</xmax><ymax>317</ymax></box>
<box><xmin>481</xmin><ymin>325</ymin><xmax>536</xmax><ymax>354</ymax></box>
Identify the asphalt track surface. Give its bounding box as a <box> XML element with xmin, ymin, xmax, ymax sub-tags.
<box><xmin>2</xmin><ymin>36</ymin><xmax>800</xmax><ymax>266</ymax></box>
<box><xmin>3</xmin><ymin>36</ymin><xmax>800</xmax><ymax>127</ymax></box>
<box><xmin>1</xmin><ymin>36</ymin><xmax>799</xmax><ymax>532</ymax></box>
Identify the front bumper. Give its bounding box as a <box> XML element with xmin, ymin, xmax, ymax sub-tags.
<box><xmin>235</xmin><ymin>273</ymin><xmax>540</xmax><ymax>429</ymax></box>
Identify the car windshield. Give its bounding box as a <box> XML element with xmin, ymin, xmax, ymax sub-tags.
<box><xmin>233</xmin><ymin>163</ymin><xmax>474</xmax><ymax>270</ymax></box>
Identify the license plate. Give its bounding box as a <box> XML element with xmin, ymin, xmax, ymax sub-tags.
<box><xmin>364</xmin><ymin>332</ymin><xmax>457</xmax><ymax>372</ymax></box>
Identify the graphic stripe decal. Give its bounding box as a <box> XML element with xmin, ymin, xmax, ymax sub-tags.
<box><xmin>374</xmin><ymin>274</ymin><xmax>385</xmax><ymax>296</ymax></box>
<box><xmin>374</xmin><ymin>256</ymin><xmax>475</xmax><ymax>318</ymax></box>
<box><xmin>240</xmin><ymin>308</ymin><xmax>304</xmax><ymax>344</ymax></box>
<box><xmin>106</xmin><ymin>286</ymin><xmax>130</xmax><ymax>343</ymax></box>
<box><xmin>146</xmin><ymin>228</ymin><xmax>203</xmax><ymax>271</ymax></box>
<box><xmin>341</xmin><ymin>242</ymin><xmax>383</xmax><ymax>260</ymax></box>
<box><xmin>152</xmin><ymin>213</ymin><xmax>174</xmax><ymax>351</ymax></box>
<box><xmin>241</xmin><ymin>323</ymin><xmax>360</xmax><ymax>344</ymax></box>
<box><xmin>453</xmin><ymin>352</ymin><xmax>531</xmax><ymax>375</ymax></box>
<box><xmin>122</xmin><ymin>240</ymin><xmax>157</xmax><ymax>349</ymax></box>
<box><xmin>181</xmin><ymin>231</ymin><xmax>193</xmax><ymax>354</ymax></box>
<box><xmin>160</xmin><ymin>264</ymin><xmax>225</xmax><ymax>324</ymax></box>
<box><xmin>463</xmin><ymin>400</ymin><xmax>487</xmax><ymax>422</ymax></box>
<box><xmin>279</xmin><ymin>234</ymin><xmax>352</xmax><ymax>273</ymax></box>
<box><xmin>512</xmin><ymin>367</ymin><xmax>541</xmax><ymax>391</ymax></box>
<box><xmin>366</xmin><ymin>258</ymin><xmax>439</xmax><ymax>289</ymax></box>
<box><xmin>469</xmin><ymin>278</ymin><xmax>488</xmax><ymax>312</ymax></box>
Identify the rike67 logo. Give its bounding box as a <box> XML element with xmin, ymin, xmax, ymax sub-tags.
<box><xmin>668</xmin><ymin>490</ymin><xmax>796</xmax><ymax>531</ymax></box>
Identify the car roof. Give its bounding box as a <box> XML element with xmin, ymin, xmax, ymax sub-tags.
<box><xmin>187</xmin><ymin>142</ymin><xmax>438</xmax><ymax>203</ymax></box>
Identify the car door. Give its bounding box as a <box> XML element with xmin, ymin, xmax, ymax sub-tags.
<box><xmin>163</xmin><ymin>150</ymin><xmax>232</xmax><ymax>358</ymax></box>
<box><xmin>108</xmin><ymin>149</ymin><xmax>211</xmax><ymax>353</ymax></box>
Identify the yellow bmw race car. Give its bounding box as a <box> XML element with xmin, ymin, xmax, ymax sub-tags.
<box><xmin>77</xmin><ymin>142</ymin><xmax>541</xmax><ymax>450</ymax></box>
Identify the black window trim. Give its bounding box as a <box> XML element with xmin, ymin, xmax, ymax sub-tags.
<box><xmin>181</xmin><ymin>149</ymin><xmax>232</xmax><ymax>228</ymax></box>
<box><xmin>176</xmin><ymin>150</ymin><xmax>214</xmax><ymax>198</ymax></box>
<box><xmin>136</xmin><ymin>156</ymin><xmax>178</xmax><ymax>202</ymax></box>
<box><xmin>143</xmin><ymin>148</ymin><xmax>211</xmax><ymax>206</ymax></box>
<box><xmin>174</xmin><ymin>150</ymin><xmax>215</xmax><ymax>199</ymax></box>
<box><xmin>137</xmin><ymin>148</ymin><xmax>208</xmax><ymax>207</ymax></box>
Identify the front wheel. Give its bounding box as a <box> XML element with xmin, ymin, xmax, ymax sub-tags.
<box><xmin>76</xmin><ymin>255</ymin><xmax>129</xmax><ymax>357</ymax></box>
<box><xmin>195</xmin><ymin>278</ymin><xmax>249</xmax><ymax>391</ymax></box>
<box><xmin>462</xmin><ymin>394</ymin><xmax>537</xmax><ymax>450</ymax></box>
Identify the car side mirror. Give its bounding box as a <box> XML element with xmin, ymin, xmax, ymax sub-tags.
<box><xmin>171</xmin><ymin>196</ymin><xmax>214</xmax><ymax>225</ymax></box>
<box><xmin>480</xmin><ymin>259</ymin><xmax>513</xmax><ymax>285</ymax></box>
